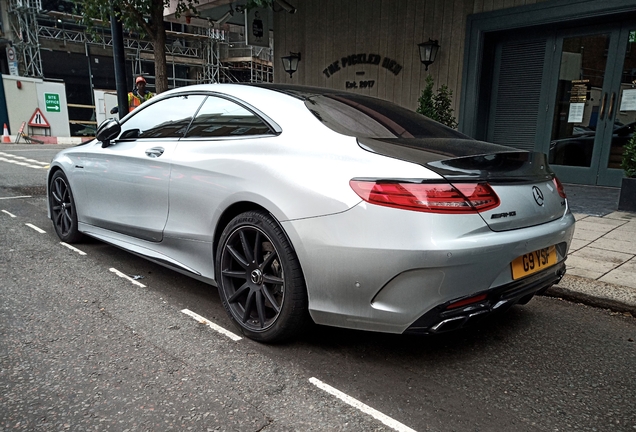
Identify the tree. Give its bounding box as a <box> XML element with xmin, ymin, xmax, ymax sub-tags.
<box><xmin>76</xmin><ymin>0</ymin><xmax>198</xmax><ymax>94</ymax></box>
<box><xmin>416</xmin><ymin>75</ymin><xmax>458</xmax><ymax>129</ymax></box>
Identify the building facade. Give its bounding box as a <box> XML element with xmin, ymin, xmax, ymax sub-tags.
<box><xmin>273</xmin><ymin>0</ymin><xmax>636</xmax><ymax>187</ymax></box>
<box><xmin>2</xmin><ymin>0</ymin><xmax>635</xmax><ymax>187</ymax></box>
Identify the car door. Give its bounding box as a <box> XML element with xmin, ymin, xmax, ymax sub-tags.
<box><xmin>164</xmin><ymin>94</ymin><xmax>279</xmax><ymax>243</ymax></box>
<box><xmin>80</xmin><ymin>94</ymin><xmax>206</xmax><ymax>242</ymax></box>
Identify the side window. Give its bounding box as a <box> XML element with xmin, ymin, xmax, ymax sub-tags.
<box><xmin>118</xmin><ymin>95</ymin><xmax>206</xmax><ymax>140</ymax></box>
<box><xmin>185</xmin><ymin>96</ymin><xmax>272</xmax><ymax>138</ymax></box>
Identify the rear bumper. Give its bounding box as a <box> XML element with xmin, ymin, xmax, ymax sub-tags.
<box><xmin>404</xmin><ymin>261</ymin><xmax>567</xmax><ymax>334</ymax></box>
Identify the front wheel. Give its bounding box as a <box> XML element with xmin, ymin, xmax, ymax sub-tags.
<box><xmin>216</xmin><ymin>211</ymin><xmax>309</xmax><ymax>343</ymax></box>
<box><xmin>49</xmin><ymin>170</ymin><xmax>83</xmax><ymax>243</ymax></box>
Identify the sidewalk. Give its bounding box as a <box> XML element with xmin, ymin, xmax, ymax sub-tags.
<box><xmin>546</xmin><ymin>184</ymin><xmax>636</xmax><ymax>315</ymax></box>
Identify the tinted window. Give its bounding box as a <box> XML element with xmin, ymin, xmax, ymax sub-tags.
<box><xmin>185</xmin><ymin>96</ymin><xmax>272</xmax><ymax>138</ymax></box>
<box><xmin>305</xmin><ymin>93</ymin><xmax>467</xmax><ymax>139</ymax></box>
<box><xmin>118</xmin><ymin>95</ymin><xmax>206</xmax><ymax>140</ymax></box>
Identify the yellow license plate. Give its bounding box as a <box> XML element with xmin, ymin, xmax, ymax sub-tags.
<box><xmin>511</xmin><ymin>246</ymin><xmax>557</xmax><ymax>280</ymax></box>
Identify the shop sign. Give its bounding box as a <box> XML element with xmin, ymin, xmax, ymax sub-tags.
<box><xmin>245</xmin><ymin>7</ymin><xmax>269</xmax><ymax>48</ymax></box>
<box><xmin>323</xmin><ymin>53</ymin><xmax>403</xmax><ymax>79</ymax></box>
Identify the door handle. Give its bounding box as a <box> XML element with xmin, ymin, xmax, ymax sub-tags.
<box><xmin>599</xmin><ymin>93</ymin><xmax>607</xmax><ymax>120</ymax></box>
<box><xmin>608</xmin><ymin>92</ymin><xmax>616</xmax><ymax>120</ymax></box>
<box><xmin>145</xmin><ymin>147</ymin><xmax>165</xmax><ymax>158</ymax></box>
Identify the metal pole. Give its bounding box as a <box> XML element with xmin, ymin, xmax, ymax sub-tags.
<box><xmin>85</xmin><ymin>42</ymin><xmax>95</xmax><ymax>106</ymax></box>
<box><xmin>110</xmin><ymin>7</ymin><xmax>128</xmax><ymax>120</ymax></box>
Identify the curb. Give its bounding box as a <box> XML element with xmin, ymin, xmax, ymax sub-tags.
<box><xmin>544</xmin><ymin>274</ymin><xmax>636</xmax><ymax>316</ymax></box>
<box><xmin>2</xmin><ymin>135</ymin><xmax>93</xmax><ymax>145</ymax></box>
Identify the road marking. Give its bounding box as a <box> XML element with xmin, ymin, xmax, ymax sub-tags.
<box><xmin>0</xmin><ymin>151</ymin><xmax>49</xmax><ymax>166</ymax></box>
<box><xmin>2</xmin><ymin>210</ymin><xmax>16</xmax><ymax>217</ymax></box>
<box><xmin>0</xmin><ymin>196</ymin><xmax>32</xmax><ymax>200</ymax></box>
<box><xmin>109</xmin><ymin>267</ymin><xmax>146</xmax><ymax>288</ymax></box>
<box><xmin>25</xmin><ymin>223</ymin><xmax>46</xmax><ymax>233</ymax></box>
<box><xmin>60</xmin><ymin>242</ymin><xmax>86</xmax><ymax>256</ymax></box>
<box><xmin>0</xmin><ymin>157</ymin><xmax>48</xmax><ymax>169</ymax></box>
<box><xmin>309</xmin><ymin>377</ymin><xmax>417</xmax><ymax>432</ymax></box>
<box><xmin>181</xmin><ymin>309</ymin><xmax>242</xmax><ymax>341</ymax></box>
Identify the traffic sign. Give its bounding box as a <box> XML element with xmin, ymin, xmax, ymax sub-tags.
<box><xmin>44</xmin><ymin>93</ymin><xmax>61</xmax><ymax>112</ymax></box>
<box><xmin>6</xmin><ymin>46</ymin><xmax>16</xmax><ymax>62</ymax></box>
<box><xmin>6</xmin><ymin>47</ymin><xmax>18</xmax><ymax>76</ymax></box>
<box><xmin>28</xmin><ymin>108</ymin><xmax>51</xmax><ymax>128</ymax></box>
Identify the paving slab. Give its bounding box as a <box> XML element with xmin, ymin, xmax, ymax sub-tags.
<box><xmin>590</xmin><ymin>237</ymin><xmax>636</xmax><ymax>255</ymax></box>
<box><xmin>574</xmin><ymin>218</ymin><xmax>626</xmax><ymax>232</ymax></box>
<box><xmin>603</xmin><ymin>227</ymin><xmax>636</xmax><ymax>240</ymax></box>
<box><xmin>604</xmin><ymin>211</ymin><xmax>636</xmax><ymax>221</ymax></box>
<box><xmin>599</xmin><ymin>257</ymin><xmax>636</xmax><ymax>289</ymax></box>
<box><xmin>611</xmin><ymin>220</ymin><xmax>636</xmax><ymax>231</ymax></box>
<box><xmin>571</xmin><ymin>247</ymin><xmax>633</xmax><ymax>265</ymax></box>
<box><xmin>572</xmin><ymin>228</ymin><xmax>606</xmax><ymax>242</ymax></box>
<box><xmin>568</xmin><ymin>238</ymin><xmax>592</xmax><ymax>253</ymax></box>
<box><xmin>566</xmin><ymin>255</ymin><xmax>615</xmax><ymax>275</ymax></box>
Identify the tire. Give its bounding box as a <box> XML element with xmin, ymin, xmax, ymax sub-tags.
<box><xmin>49</xmin><ymin>170</ymin><xmax>83</xmax><ymax>243</ymax></box>
<box><xmin>216</xmin><ymin>211</ymin><xmax>309</xmax><ymax>343</ymax></box>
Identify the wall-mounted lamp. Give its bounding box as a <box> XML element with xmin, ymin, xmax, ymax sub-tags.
<box><xmin>418</xmin><ymin>39</ymin><xmax>440</xmax><ymax>71</ymax></box>
<box><xmin>274</xmin><ymin>0</ymin><xmax>297</xmax><ymax>13</ymax></box>
<box><xmin>281</xmin><ymin>52</ymin><xmax>301</xmax><ymax>78</ymax></box>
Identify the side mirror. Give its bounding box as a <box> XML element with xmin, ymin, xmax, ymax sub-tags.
<box><xmin>110</xmin><ymin>106</ymin><xmax>119</xmax><ymax>114</ymax></box>
<box><xmin>96</xmin><ymin>118</ymin><xmax>121</xmax><ymax>148</ymax></box>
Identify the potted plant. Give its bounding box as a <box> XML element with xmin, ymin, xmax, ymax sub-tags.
<box><xmin>618</xmin><ymin>132</ymin><xmax>636</xmax><ymax>212</ymax></box>
<box><xmin>417</xmin><ymin>75</ymin><xmax>458</xmax><ymax>129</ymax></box>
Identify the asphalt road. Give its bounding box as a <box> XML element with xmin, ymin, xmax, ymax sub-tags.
<box><xmin>1</xmin><ymin>144</ymin><xmax>635</xmax><ymax>432</ymax></box>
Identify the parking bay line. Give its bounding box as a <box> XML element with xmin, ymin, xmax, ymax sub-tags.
<box><xmin>60</xmin><ymin>242</ymin><xmax>86</xmax><ymax>256</ymax></box>
<box><xmin>181</xmin><ymin>309</ymin><xmax>242</xmax><ymax>341</ymax></box>
<box><xmin>0</xmin><ymin>196</ymin><xmax>32</xmax><ymax>200</ymax></box>
<box><xmin>109</xmin><ymin>267</ymin><xmax>146</xmax><ymax>288</ymax></box>
<box><xmin>2</xmin><ymin>210</ymin><xmax>16</xmax><ymax>217</ymax></box>
<box><xmin>25</xmin><ymin>223</ymin><xmax>46</xmax><ymax>233</ymax></box>
<box><xmin>309</xmin><ymin>377</ymin><xmax>417</xmax><ymax>432</ymax></box>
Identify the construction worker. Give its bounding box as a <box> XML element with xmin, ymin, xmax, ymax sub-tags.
<box><xmin>128</xmin><ymin>76</ymin><xmax>154</xmax><ymax>112</ymax></box>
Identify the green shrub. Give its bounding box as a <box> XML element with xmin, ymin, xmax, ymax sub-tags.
<box><xmin>623</xmin><ymin>133</ymin><xmax>636</xmax><ymax>178</ymax></box>
<box><xmin>416</xmin><ymin>75</ymin><xmax>458</xmax><ymax>129</ymax></box>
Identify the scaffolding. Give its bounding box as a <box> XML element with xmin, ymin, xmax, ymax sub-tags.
<box><xmin>8</xmin><ymin>0</ymin><xmax>44</xmax><ymax>77</ymax></box>
<box><xmin>6</xmin><ymin>5</ymin><xmax>273</xmax><ymax>86</ymax></box>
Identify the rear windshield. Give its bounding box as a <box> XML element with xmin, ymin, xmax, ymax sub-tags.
<box><xmin>258</xmin><ymin>85</ymin><xmax>468</xmax><ymax>140</ymax></box>
<box><xmin>306</xmin><ymin>94</ymin><xmax>469</xmax><ymax>139</ymax></box>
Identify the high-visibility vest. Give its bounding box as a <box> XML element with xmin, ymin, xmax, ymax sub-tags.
<box><xmin>128</xmin><ymin>92</ymin><xmax>153</xmax><ymax>112</ymax></box>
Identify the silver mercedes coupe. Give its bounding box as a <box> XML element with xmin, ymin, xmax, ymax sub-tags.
<box><xmin>47</xmin><ymin>84</ymin><xmax>575</xmax><ymax>342</ymax></box>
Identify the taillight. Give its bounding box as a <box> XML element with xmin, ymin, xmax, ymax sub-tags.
<box><xmin>349</xmin><ymin>180</ymin><xmax>500</xmax><ymax>214</ymax></box>
<box><xmin>552</xmin><ymin>176</ymin><xmax>567</xmax><ymax>199</ymax></box>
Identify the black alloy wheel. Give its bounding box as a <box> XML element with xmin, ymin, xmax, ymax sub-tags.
<box><xmin>216</xmin><ymin>211</ymin><xmax>308</xmax><ymax>342</ymax></box>
<box><xmin>49</xmin><ymin>171</ymin><xmax>83</xmax><ymax>243</ymax></box>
